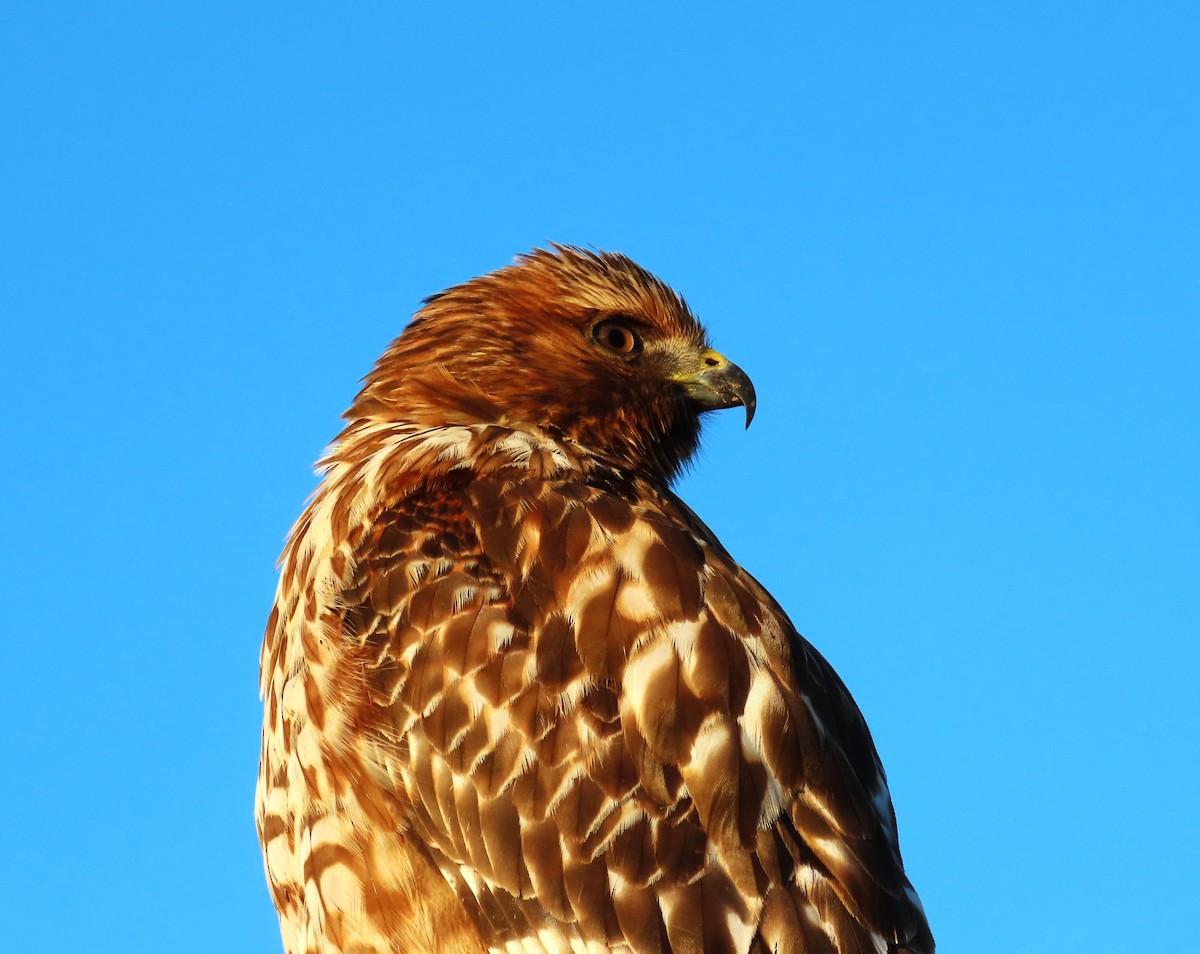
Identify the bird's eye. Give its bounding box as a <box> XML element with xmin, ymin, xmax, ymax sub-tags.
<box><xmin>592</xmin><ymin>318</ymin><xmax>642</xmax><ymax>356</ymax></box>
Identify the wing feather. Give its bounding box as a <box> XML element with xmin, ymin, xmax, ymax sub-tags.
<box><xmin>333</xmin><ymin>469</ymin><xmax>931</xmax><ymax>953</ymax></box>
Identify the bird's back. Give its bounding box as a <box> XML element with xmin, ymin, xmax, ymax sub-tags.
<box><xmin>257</xmin><ymin>422</ymin><xmax>932</xmax><ymax>953</ymax></box>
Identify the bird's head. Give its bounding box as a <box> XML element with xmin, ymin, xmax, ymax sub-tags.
<box><xmin>351</xmin><ymin>246</ymin><xmax>755</xmax><ymax>484</ymax></box>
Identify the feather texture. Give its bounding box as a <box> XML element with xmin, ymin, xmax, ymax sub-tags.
<box><xmin>256</xmin><ymin>247</ymin><xmax>933</xmax><ymax>953</ymax></box>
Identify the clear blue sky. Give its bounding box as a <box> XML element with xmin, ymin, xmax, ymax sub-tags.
<box><xmin>2</xmin><ymin>4</ymin><xmax>1196</xmax><ymax>951</ymax></box>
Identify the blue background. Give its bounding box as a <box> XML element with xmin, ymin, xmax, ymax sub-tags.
<box><xmin>3</xmin><ymin>4</ymin><xmax>1196</xmax><ymax>951</ymax></box>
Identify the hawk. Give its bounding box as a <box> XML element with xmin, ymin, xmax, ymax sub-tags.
<box><xmin>256</xmin><ymin>247</ymin><xmax>934</xmax><ymax>954</ymax></box>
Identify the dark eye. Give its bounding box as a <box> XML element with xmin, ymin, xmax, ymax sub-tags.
<box><xmin>592</xmin><ymin>318</ymin><xmax>642</xmax><ymax>356</ymax></box>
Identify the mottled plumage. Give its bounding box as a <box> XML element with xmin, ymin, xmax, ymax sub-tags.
<box><xmin>256</xmin><ymin>247</ymin><xmax>933</xmax><ymax>954</ymax></box>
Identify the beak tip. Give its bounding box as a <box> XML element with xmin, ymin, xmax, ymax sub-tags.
<box><xmin>741</xmin><ymin>381</ymin><xmax>757</xmax><ymax>429</ymax></box>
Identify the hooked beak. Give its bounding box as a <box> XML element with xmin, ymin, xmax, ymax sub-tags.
<box><xmin>674</xmin><ymin>348</ymin><xmax>757</xmax><ymax>428</ymax></box>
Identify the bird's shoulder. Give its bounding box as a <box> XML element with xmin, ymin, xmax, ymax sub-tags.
<box><xmin>321</xmin><ymin>440</ymin><xmax>929</xmax><ymax>953</ymax></box>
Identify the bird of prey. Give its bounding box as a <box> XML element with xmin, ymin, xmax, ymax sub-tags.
<box><xmin>256</xmin><ymin>246</ymin><xmax>934</xmax><ymax>954</ymax></box>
